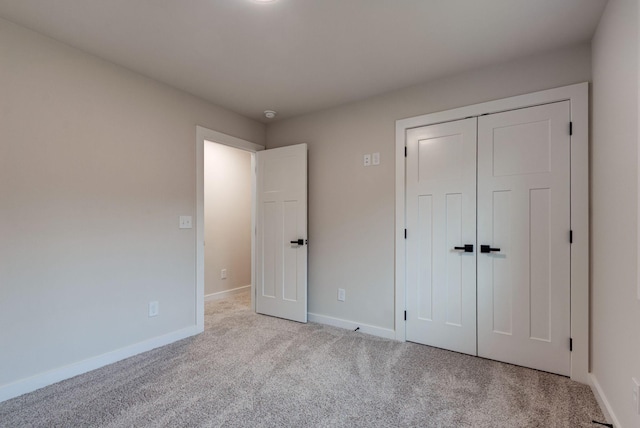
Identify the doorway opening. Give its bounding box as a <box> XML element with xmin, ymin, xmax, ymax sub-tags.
<box><xmin>196</xmin><ymin>126</ymin><xmax>265</xmax><ymax>331</ymax></box>
<box><xmin>204</xmin><ymin>142</ymin><xmax>253</xmax><ymax>303</ymax></box>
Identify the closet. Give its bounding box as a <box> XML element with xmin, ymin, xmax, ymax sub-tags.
<box><xmin>405</xmin><ymin>101</ymin><xmax>571</xmax><ymax>376</ymax></box>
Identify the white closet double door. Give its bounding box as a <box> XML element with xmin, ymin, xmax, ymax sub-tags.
<box><xmin>405</xmin><ymin>101</ymin><xmax>571</xmax><ymax>376</ymax></box>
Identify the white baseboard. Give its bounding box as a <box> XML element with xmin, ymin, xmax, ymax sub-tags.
<box><xmin>308</xmin><ymin>312</ymin><xmax>396</xmax><ymax>340</ymax></box>
<box><xmin>0</xmin><ymin>325</ymin><xmax>201</xmax><ymax>403</ymax></box>
<box><xmin>590</xmin><ymin>373</ymin><xmax>622</xmax><ymax>428</ymax></box>
<box><xmin>204</xmin><ymin>285</ymin><xmax>251</xmax><ymax>302</ymax></box>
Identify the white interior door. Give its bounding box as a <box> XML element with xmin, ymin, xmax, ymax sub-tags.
<box><xmin>256</xmin><ymin>144</ymin><xmax>307</xmax><ymax>323</ymax></box>
<box><xmin>477</xmin><ymin>101</ymin><xmax>571</xmax><ymax>375</ymax></box>
<box><xmin>405</xmin><ymin>118</ymin><xmax>477</xmax><ymax>355</ymax></box>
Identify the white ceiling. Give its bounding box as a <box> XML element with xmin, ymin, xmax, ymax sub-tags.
<box><xmin>0</xmin><ymin>0</ymin><xmax>607</xmax><ymax>122</ymax></box>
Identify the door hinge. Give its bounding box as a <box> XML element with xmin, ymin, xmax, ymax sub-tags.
<box><xmin>570</xmin><ymin>338</ymin><xmax>573</xmax><ymax>352</ymax></box>
<box><xmin>570</xmin><ymin>230</ymin><xmax>573</xmax><ymax>244</ymax></box>
<box><xmin>404</xmin><ymin>146</ymin><xmax>407</xmax><ymax>157</ymax></box>
<box><xmin>404</xmin><ymin>229</ymin><xmax>407</xmax><ymax>239</ymax></box>
<box><xmin>569</xmin><ymin>122</ymin><xmax>573</xmax><ymax>136</ymax></box>
<box><xmin>404</xmin><ymin>310</ymin><xmax>407</xmax><ymax>321</ymax></box>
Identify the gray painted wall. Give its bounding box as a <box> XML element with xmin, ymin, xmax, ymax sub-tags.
<box><xmin>0</xmin><ymin>18</ymin><xmax>264</xmax><ymax>387</ymax></box>
<box><xmin>591</xmin><ymin>0</ymin><xmax>640</xmax><ymax>426</ymax></box>
<box><xmin>266</xmin><ymin>43</ymin><xmax>592</xmax><ymax>331</ymax></box>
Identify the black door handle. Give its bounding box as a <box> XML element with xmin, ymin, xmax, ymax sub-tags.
<box><xmin>290</xmin><ymin>239</ymin><xmax>305</xmax><ymax>245</ymax></box>
<box><xmin>453</xmin><ymin>244</ymin><xmax>474</xmax><ymax>253</ymax></box>
<box><xmin>480</xmin><ymin>245</ymin><xmax>500</xmax><ymax>253</ymax></box>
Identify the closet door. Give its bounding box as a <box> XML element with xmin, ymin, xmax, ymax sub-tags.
<box><xmin>405</xmin><ymin>118</ymin><xmax>477</xmax><ymax>355</ymax></box>
<box><xmin>477</xmin><ymin>101</ymin><xmax>571</xmax><ymax>376</ymax></box>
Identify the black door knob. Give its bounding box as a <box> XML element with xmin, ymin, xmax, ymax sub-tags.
<box><xmin>290</xmin><ymin>239</ymin><xmax>305</xmax><ymax>246</ymax></box>
<box><xmin>480</xmin><ymin>245</ymin><xmax>501</xmax><ymax>253</ymax></box>
<box><xmin>453</xmin><ymin>244</ymin><xmax>474</xmax><ymax>253</ymax></box>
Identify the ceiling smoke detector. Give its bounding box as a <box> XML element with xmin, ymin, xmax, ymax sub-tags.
<box><xmin>264</xmin><ymin>110</ymin><xmax>277</xmax><ymax>119</ymax></box>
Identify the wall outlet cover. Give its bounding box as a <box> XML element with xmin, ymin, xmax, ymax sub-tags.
<box><xmin>148</xmin><ymin>301</ymin><xmax>159</xmax><ymax>317</ymax></box>
<box><xmin>363</xmin><ymin>154</ymin><xmax>371</xmax><ymax>167</ymax></box>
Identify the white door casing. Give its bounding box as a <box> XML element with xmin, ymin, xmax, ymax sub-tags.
<box><xmin>405</xmin><ymin>118</ymin><xmax>477</xmax><ymax>356</ymax></box>
<box><xmin>196</xmin><ymin>126</ymin><xmax>265</xmax><ymax>331</ymax></box>
<box><xmin>256</xmin><ymin>144</ymin><xmax>308</xmax><ymax>323</ymax></box>
<box><xmin>477</xmin><ymin>101</ymin><xmax>571</xmax><ymax>376</ymax></box>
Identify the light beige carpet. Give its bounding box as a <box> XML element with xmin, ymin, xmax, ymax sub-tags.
<box><xmin>0</xmin><ymin>293</ymin><xmax>606</xmax><ymax>427</ymax></box>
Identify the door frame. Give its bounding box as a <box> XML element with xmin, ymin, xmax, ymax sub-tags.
<box><xmin>394</xmin><ymin>82</ymin><xmax>589</xmax><ymax>383</ymax></box>
<box><xmin>195</xmin><ymin>125</ymin><xmax>265</xmax><ymax>332</ymax></box>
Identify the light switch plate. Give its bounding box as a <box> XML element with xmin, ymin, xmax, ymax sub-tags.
<box><xmin>179</xmin><ymin>216</ymin><xmax>192</xmax><ymax>229</ymax></box>
<box><xmin>372</xmin><ymin>152</ymin><xmax>380</xmax><ymax>165</ymax></box>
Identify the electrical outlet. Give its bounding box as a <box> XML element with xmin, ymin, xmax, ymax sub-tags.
<box><xmin>363</xmin><ymin>154</ymin><xmax>371</xmax><ymax>167</ymax></box>
<box><xmin>148</xmin><ymin>301</ymin><xmax>159</xmax><ymax>317</ymax></box>
<box><xmin>221</xmin><ymin>269</ymin><xmax>227</xmax><ymax>279</ymax></box>
<box><xmin>338</xmin><ymin>288</ymin><xmax>346</xmax><ymax>302</ymax></box>
<box><xmin>633</xmin><ymin>377</ymin><xmax>640</xmax><ymax>416</ymax></box>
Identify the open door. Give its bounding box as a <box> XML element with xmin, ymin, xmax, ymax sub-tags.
<box><xmin>256</xmin><ymin>144</ymin><xmax>307</xmax><ymax>323</ymax></box>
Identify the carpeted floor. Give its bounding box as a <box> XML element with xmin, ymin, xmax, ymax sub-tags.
<box><xmin>0</xmin><ymin>293</ymin><xmax>606</xmax><ymax>427</ymax></box>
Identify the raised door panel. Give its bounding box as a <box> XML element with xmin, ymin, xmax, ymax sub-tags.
<box><xmin>406</xmin><ymin>118</ymin><xmax>477</xmax><ymax>356</ymax></box>
<box><xmin>477</xmin><ymin>101</ymin><xmax>570</xmax><ymax>376</ymax></box>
